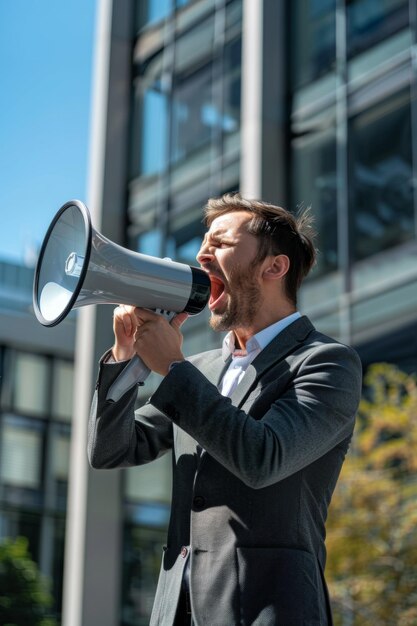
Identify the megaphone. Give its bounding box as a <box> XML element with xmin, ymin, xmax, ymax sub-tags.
<box><xmin>33</xmin><ymin>200</ymin><xmax>211</xmax><ymax>401</ymax></box>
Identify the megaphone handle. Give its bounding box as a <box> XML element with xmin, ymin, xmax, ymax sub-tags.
<box><xmin>106</xmin><ymin>355</ymin><xmax>150</xmax><ymax>403</ymax></box>
<box><xmin>105</xmin><ymin>309</ymin><xmax>176</xmax><ymax>403</ymax></box>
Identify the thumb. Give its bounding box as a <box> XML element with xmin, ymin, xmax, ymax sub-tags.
<box><xmin>170</xmin><ymin>312</ymin><xmax>189</xmax><ymax>330</ymax></box>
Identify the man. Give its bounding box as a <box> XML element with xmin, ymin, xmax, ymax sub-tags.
<box><xmin>88</xmin><ymin>193</ymin><xmax>362</xmax><ymax>626</ymax></box>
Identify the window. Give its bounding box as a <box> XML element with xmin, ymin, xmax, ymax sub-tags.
<box><xmin>121</xmin><ymin>525</ymin><xmax>167</xmax><ymax>626</ymax></box>
<box><xmin>347</xmin><ymin>0</ymin><xmax>409</xmax><ymax>58</ymax></box>
<box><xmin>132</xmin><ymin>77</ymin><xmax>169</xmax><ymax>178</ymax></box>
<box><xmin>222</xmin><ymin>36</ymin><xmax>241</xmax><ymax>149</ymax></box>
<box><xmin>0</xmin><ymin>509</ymin><xmax>42</xmax><ymax>563</ymax></box>
<box><xmin>292</xmin><ymin>125</ymin><xmax>338</xmax><ymax>278</ymax></box>
<box><xmin>136</xmin><ymin>0</ymin><xmax>171</xmax><ymax>30</ymax></box>
<box><xmin>0</xmin><ymin>418</ymin><xmax>42</xmax><ymax>489</ymax></box>
<box><xmin>3</xmin><ymin>352</ymin><xmax>49</xmax><ymax>417</ymax></box>
<box><xmin>168</xmin><ymin>214</ymin><xmax>205</xmax><ymax>264</ymax></box>
<box><xmin>52</xmin><ymin>360</ymin><xmax>74</xmax><ymax>421</ymax></box>
<box><xmin>290</xmin><ymin>0</ymin><xmax>336</xmax><ymax>89</ymax></box>
<box><xmin>171</xmin><ymin>64</ymin><xmax>213</xmax><ymax>164</ymax></box>
<box><xmin>349</xmin><ymin>90</ymin><xmax>413</xmax><ymax>262</ymax></box>
<box><xmin>125</xmin><ymin>454</ymin><xmax>172</xmax><ymax>504</ymax></box>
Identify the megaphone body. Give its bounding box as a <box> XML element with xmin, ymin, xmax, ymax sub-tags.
<box><xmin>33</xmin><ymin>200</ymin><xmax>211</xmax><ymax>400</ymax></box>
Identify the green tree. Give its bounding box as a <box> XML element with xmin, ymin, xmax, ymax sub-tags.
<box><xmin>326</xmin><ymin>363</ymin><xmax>417</xmax><ymax>626</ymax></box>
<box><xmin>0</xmin><ymin>536</ymin><xmax>57</xmax><ymax>626</ymax></box>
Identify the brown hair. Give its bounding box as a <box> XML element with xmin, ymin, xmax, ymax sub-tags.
<box><xmin>204</xmin><ymin>192</ymin><xmax>316</xmax><ymax>305</ymax></box>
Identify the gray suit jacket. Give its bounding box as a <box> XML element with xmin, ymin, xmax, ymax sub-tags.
<box><xmin>88</xmin><ymin>316</ymin><xmax>362</xmax><ymax>626</ymax></box>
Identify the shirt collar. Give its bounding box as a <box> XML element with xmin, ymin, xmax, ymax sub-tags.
<box><xmin>222</xmin><ymin>311</ymin><xmax>301</xmax><ymax>361</ymax></box>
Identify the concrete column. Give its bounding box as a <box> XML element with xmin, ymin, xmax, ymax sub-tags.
<box><xmin>241</xmin><ymin>0</ymin><xmax>288</xmax><ymax>204</ymax></box>
<box><xmin>61</xmin><ymin>1</ymin><xmax>133</xmax><ymax>624</ymax></box>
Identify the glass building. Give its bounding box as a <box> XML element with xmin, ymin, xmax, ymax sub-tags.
<box><xmin>3</xmin><ymin>1</ymin><xmax>415</xmax><ymax>625</ymax></box>
<box><xmin>0</xmin><ymin>260</ymin><xmax>75</xmax><ymax>619</ymax></box>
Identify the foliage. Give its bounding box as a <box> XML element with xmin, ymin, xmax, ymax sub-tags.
<box><xmin>326</xmin><ymin>363</ymin><xmax>417</xmax><ymax>626</ymax></box>
<box><xmin>0</xmin><ymin>536</ymin><xmax>57</xmax><ymax>626</ymax></box>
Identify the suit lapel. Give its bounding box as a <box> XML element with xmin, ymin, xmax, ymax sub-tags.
<box><xmin>230</xmin><ymin>316</ymin><xmax>315</xmax><ymax>407</ymax></box>
<box><xmin>190</xmin><ymin>348</ymin><xmax>231</xmax><ymax>387</ymax></box>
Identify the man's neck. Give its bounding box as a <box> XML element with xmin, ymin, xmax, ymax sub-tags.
<box><xmin>233</xmin><ymin>307</ymin><xmax>297</xmax><ymax>349</ymax></box>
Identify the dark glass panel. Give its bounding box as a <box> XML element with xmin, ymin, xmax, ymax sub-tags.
<box><xmin>2</xmin><ymin>351</ymin><xmax>49</xmax><ymax>417</ymax></box>
<box><xmin>171</xmin><ymin>64</ymin><xmax>213</xmax><ymax>163</ymax></box>
<box><xmin>292</xmin><ymin>127</ymin><xmax>338</xmax><ymax>277</ymax></box>
<box><xmin>223</xmin><ymin>36</ymin><xmax>241</xmax><ymax>136</ymax></box>
<box><xmin>51</xmin><ymin>515</ymin><xmax>66</xmax><ymax>614</ymax></box>
<box><xmin>347</xmin><ymin>0</ymin><xmax>409</xmax><ymax>58</ymax></box>
<box><xmin>121</xmin><ymin>525</ymin><xmax>167</xmax><ymax>626</ymax></box>
<box><xmin>291</xmin><ymin>0</ymin><xmax>336</xmax><ymax>89</ymax></box>
<box><xmin>136</xmin><ymin>0</ymin><xmax>171</xmax><ymax>30</ymax></box>
<box><xmin>0</xmin><ymin>415</ymin><xmax>44</xmax><ymax>491</ymax></box>
<box><xmin>350</xmin><ymin>90</ymin><xmax>414</xmax><ymax>262</ymax></box>
<box><xmin>168</xmin><ymin>217</ymin><xmax>206</xmax><ymax>264</ymax></box>
<box><xmin>0</xmin><ymin>509</ymin><xmax>42</xmax><ymax>563</ymax></box>
<box><xmin>134</xmin><ymin>82</ymin><xmax>169</xmax><ymax>178</ymax></box>
<box><xmin>51</xmin><ymin>359</ymin><xmax>74</xmax><ymax>421</ymax></box>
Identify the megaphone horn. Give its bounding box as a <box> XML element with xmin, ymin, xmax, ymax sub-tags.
<box><xmin>33</xmin><ymin>200</ymin><xmax>210</xmax><ymax>326</ymax></box>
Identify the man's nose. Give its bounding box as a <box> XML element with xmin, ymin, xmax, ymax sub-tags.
<box><xmin>196</xmin><ymin>243</ymin><xmax>214</xmax><ymax>265</ymax></box>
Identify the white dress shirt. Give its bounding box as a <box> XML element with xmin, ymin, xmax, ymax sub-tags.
<box><xmin>219</xmin><ymin>311</ymin><xmax>301</xmax><ymax>397</ymax></box>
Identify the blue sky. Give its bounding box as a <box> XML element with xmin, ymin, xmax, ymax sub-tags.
<box><xmin>0</xmin><ymin>1</ymin><xmax>97</xmax><ymax>265</ymax></box>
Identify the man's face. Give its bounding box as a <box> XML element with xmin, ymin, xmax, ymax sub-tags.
<box><xmin>196</xmin><ymin>211</ymin><xmax>264</xmax><ymax>332</ymax></box>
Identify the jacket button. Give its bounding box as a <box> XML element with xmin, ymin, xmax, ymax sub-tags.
<box><xmin>193</xmin><ymin>495</ymin><xmax>205</xmax><ymax>510</ymax></box>
<box><xmin>180</xmin><ymin>546</ymin><xmax>188</xmax><ymax>558</ymax></box>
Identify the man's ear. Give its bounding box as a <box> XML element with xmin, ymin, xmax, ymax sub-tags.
<box><xmin>262</xmin><ymin>254</ymin><xmax>290</xmax><ymax>280</ymax></box>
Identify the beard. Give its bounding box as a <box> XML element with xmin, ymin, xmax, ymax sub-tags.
<box><xmin>209</xmin><ymin>265</ymin><xmax>263</xmax><ymax>332</ymax></box>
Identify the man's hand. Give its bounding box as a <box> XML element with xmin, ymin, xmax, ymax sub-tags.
<box><xmin>112</xmin><ymin>305</ymin><xmax>188</xmax><ymax>373</ymax></box>
<box><xmin>112</xmin><ymin>305</ymin><xmax>139</xmax><ymax>361</ymax></box>
<box><xmin>132</xmin><ymin>308</ymin><xmax>188</xmax><ymax>376</ymax></box>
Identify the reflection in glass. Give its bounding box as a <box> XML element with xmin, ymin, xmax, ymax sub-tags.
<box><xmin>168</xmin><ymin>216</ymin><xmax>206</xmax><ymax>264</ymax></box>
<box><xmin>122</xmin><ymin>525</ymin><xmax>167</xmax><ymax>626</ymax></box>
<box><xmin>136</xmin><ymin>0</ymin><xmax>171</xmax><ymax>30</ymax></box>
<box><xmin>0</xmin><ymin>421</ymin><xmax>42</xmax><ymax>488</ymax></box>
<box><xmin>292</xmin><ymin>126</ymin><xmax>338</xmax><ymax>277</ymax></box>
<box><xmin>347</xmin><ymin>0</ymin><xmax>409</xmax><ymax>58</ymax></box>
<box><xmin>125</xmin><ymin>454</ymin><xmax>172</xmax><ymax>503</ymax></box>
<box><xmin>52</xmin><ymin>360</ymin><xmax>74</xmax><ymax>421</ymax></box>
<box><xmin>137</xmin><ymin>229</ymin><xmax>163</xmax><ymax>258</ymax></box>
<box><xmin>175</xmin><ymin>16</ymin><xmax>215</xmax><ymax>74</ymax></box>
<box><xmin>290</xmin><ymin>0</ymin><xmax>336</xmax><ymax>89</ymax></box>
<box><xmin>0</xmin><ymin>509</ymin><xmax>41</xmax><ymax>563</ymax></box>
<box><xmin>223</xmin><ymin>37</ymin><xmax>241</xmax><ymax>137</ymax></box>
<box><xmin>171</xmin><ymin>66</ymin><xmax>213</xmax><ymax>164</ymax></box>
<box><xmin>52</xmin><ymin>431</ymin><xmax>70</xmax><ymax>481</ymax></box>
<box><xmin>350</xmin><ymin>90</ymin><xmax>414</xmax><ymax>262</ymax></box>
<box><xmin>10</xmin><ymin>353</ymin><xmax>48</xmax><ymax>416</ymax></box>
<box><xmin>140</xmin><ymin>81</ymin><xmax>168</xmax><ymax>176</ymax></box>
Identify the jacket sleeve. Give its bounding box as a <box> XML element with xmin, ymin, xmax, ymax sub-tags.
<box><xmin>147</xmin><ymin>342</ymin><xmax>362</xmax><ymax>488</ymax></box>
<box><xmin>88</xmin><ymin>357</ymin><xmax>173</xmax><ymax>469</ymax></box>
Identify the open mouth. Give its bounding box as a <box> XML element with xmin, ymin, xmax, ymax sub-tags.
<box><xmin>209</xmin><ymin>275</ymin><xmax>226</xmax><ymax>310</ymax></box>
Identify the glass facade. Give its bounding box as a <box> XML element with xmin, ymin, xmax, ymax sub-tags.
<box><xmin>349</xmin><ymin>88</ymin><xmax>413</xmax><ymax>264</ymax></box>
<box><xmin>0</xmin><ymin>345</ymin><xmax>73</xmax><ymax>619</ymax></box>
<box><xmin>290</xmin><ymin>0</ymin><xmax>417</xmax><ymax>355</ymax></box>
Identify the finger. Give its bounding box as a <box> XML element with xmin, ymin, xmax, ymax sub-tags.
<box><xmin>114</xmin><ymin>306</ymin><xmax>135</xmax><ymax>336</ymax></box>
<box><xmin>134</xmin><ymin>307</ymin><xmax>160</xmax><ymax>324</ymax></box>
<box><xmin>170</xmin><ymin>312</ymin><xmax>189</xmax><ymax>330</ymax></box>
